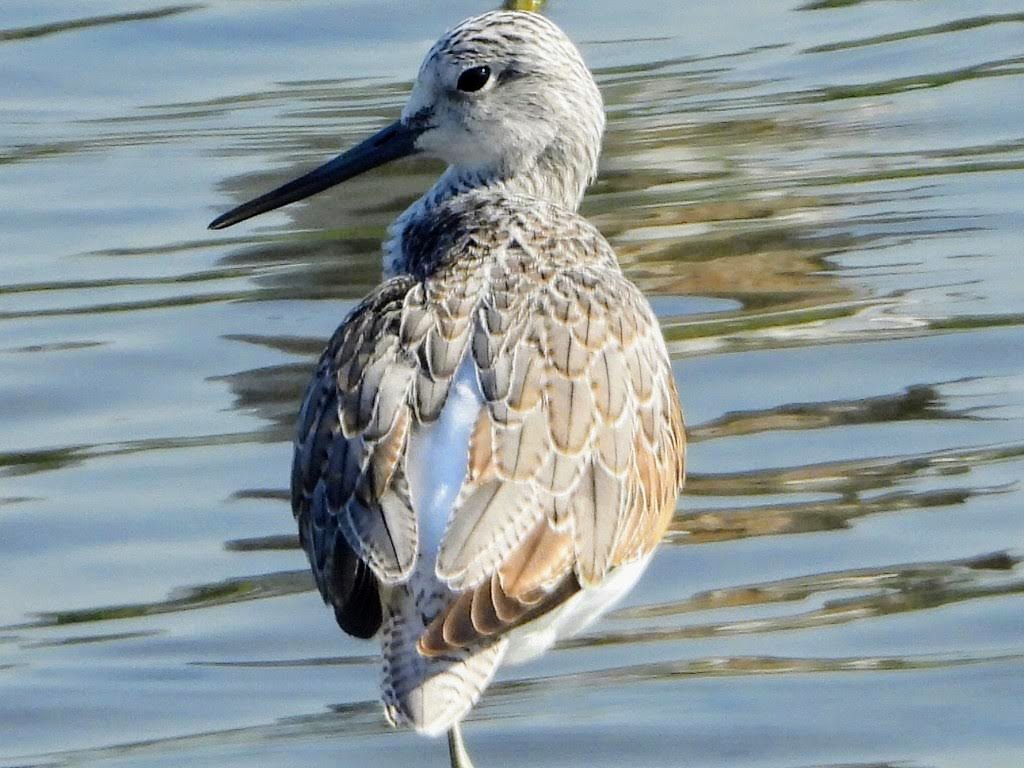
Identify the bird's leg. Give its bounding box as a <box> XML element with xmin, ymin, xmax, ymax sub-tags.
<box><xmin>447</xmin><ymin>722</ymin><xmax>476</xmax><ymax>768</ymax></box>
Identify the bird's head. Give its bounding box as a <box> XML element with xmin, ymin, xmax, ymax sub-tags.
<box><xmin>209</xmin><ymin>11</ymin><xmax>603</xmax><ymax>230</ymax></box>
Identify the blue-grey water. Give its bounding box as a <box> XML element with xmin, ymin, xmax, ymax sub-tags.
<box><xmin>2</xmin><ymin>1</ymin><xmax>1023</xmax><ymax>766</ymax></box>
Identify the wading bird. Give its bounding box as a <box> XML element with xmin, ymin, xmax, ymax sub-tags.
<box><xmin>210</xmin><ymin>10</ymin><xmax>685</xmax><ymax>767</ymax></box>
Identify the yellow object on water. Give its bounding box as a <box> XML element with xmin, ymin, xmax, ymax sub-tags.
<box><xmin>504</xmin><ymin>0</ymin><xmax>546</xmax><ymax>11</ymax></box>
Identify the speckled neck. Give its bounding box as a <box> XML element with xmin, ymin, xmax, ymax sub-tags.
<box><xmin>383</xmin><ymin>133</ymin><xmax>600</xmax><ymax>278</ymax></box>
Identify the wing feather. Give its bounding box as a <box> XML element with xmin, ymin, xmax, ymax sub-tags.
<box><xmin>292</xmin><ymin>196</ymin><xmax>685</xmax><ymax>657</ymax></box>
<box><xmin>436</xmin><ymin>478</ymin><xmax>542</xmax><ymax>589</ymax></box>
<box><xmin>292</xmin><ymin>278</ymin><xmax>422</xmax><ymax>610</ymax></box>
<box><xmin>423</xmin><ymin>212</ymin><xmax>686</xmax><ymax>653</ymax></box>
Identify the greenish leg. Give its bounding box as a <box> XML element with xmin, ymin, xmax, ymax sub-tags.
<box><xmin>447</xmin><ymin>722</ymin><xmax>476</xmax><ymax>768</ymax></box>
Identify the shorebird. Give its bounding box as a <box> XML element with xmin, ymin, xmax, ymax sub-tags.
<box><xmin>210</xmin><ymin>10</ymin><xmax>685</xmax><ymax>767</ymax></box>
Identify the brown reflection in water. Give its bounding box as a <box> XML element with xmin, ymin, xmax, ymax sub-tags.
<box><xmin>0</xmin><ymin>5</ymin><xmax>200</xmax><ymax>44</ymax></box>
<box><xmin>491</xmin><ymin>648</ymin><xmax>1022</xmax><ymax>698</ymax></box>
<box><xmin>0</xmin><ymin>495</ymin><xmax>36</xmax><ymax>506</ymax></box>
<box><xmin>609</xmin><ymin>212</ymin><xmax>852</xmax><ymax>313</ymax></box>
<box><xmin>565</xmin><ymin>551</ymin><xmax>1022</xmax><ymax>649</ymax></box>
<box><xmin>801</xmin><ymin>12</ymin><xmax>1024</xmax><ymax>54</ymax></box>
<box><xmin>690</xmin><ymin>384</ymin><xmax>971</xmax><ymax>444</ymax></box>
<box><xmin>676</xmin><ymin>485</ymin><xmax>981</xmax><ymax>545</ymax></box>
<box><xmin>627</xmin><ymin>550</ymin><xmax>1018</xmax><ymax>618</ymax></box>
<box><xmin>686</xmin><ymin>442</ymin><xmax>1023</xmax><ymax>500</ymax></box>
<box><xmin>224</xmin><ymin>534</ymin><xmax>297</xmax><ymax>552</ymax></box>
<box><xmin>0</xmin><ymin>431</ymin><xmax>271</xmax><ymax>479</ymax></box>
<box><xmin>677</xmin><ymin>440</ymin><xmax>1019</xmax><ymax>550</ymax></box>
<box><xmin>211</xmin><ymin>361</ymin><xmax>310</xmax><ymax>442</ymax></box>
<box><xmin>14</xmin><ymin>570</ymin><xmax>310</xmax><ymax>630</ymax></box>
<box><xmin>22</xmin><ymin>630</ymin><xmax>161</xmax><ymax>649</ymax></box>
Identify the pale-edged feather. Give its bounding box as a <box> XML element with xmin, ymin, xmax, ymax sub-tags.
<box><xmin>290</xmin><ymin>193</ymin><xmax>686</xmax><ymax>732</ymax></box>
<box><xmin>416</xmin><ymin>195</ymin><xmax>685</xmax><ymax>654</ymax></box>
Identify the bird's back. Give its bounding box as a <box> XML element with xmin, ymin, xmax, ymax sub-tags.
<box><xmin>291</xmin><ymin>191</ymin><xmax>686</xmax><ymax>734</ymax></box>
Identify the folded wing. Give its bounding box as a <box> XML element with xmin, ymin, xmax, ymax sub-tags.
<box><xmin>426</xmin><ymin>239</ymin><xmax>686</xmax><ymax>655</ymax></box>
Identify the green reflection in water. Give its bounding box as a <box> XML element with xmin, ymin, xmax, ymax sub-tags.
<box><xmin>803</xmin><ymin>12</ymin><xmax>1024</xmax><ymax>54</ymax></box>
<box><xmin>798</xmin><ymin>0</ymin><xmax>874</xmax><ymax>10</ymax></box>
<box><xmin>813</xmin><ymin>56</ymin><xmax>1024</xmax><ymax>102</ymax></box>
<box><xmin>0</xmin><ymin>5</ymin><xmax>200</xmax><ymax>43</ymax></box>
<box><xmin>570</xmin><ymin>551</ymin><xmax>1023</xmax><ymax>648</ymax></box>
<box><xmin>15</xmin><ymin>571</ymin><xmax>310</xmax><ymax>629</ymax></box>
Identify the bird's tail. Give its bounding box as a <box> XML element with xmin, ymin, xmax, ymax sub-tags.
<box><xmin>381</xmin><ymin>583</ymin><xmax>506</xmax><ymax>737</ymax></box>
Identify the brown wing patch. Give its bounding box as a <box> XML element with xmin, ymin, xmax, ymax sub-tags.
<box><xmin>420</xmin><ymin>520</ymin><xmax>578</xmax><ymax>658</ymax></box>
<box><xmin>498</xmin><ymin>517</ymin><xmax>574</xmax><ymax>599</ymax></box>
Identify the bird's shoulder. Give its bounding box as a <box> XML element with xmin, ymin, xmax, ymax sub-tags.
<box><xmin>399</xmin><ymin>190</ymin><xmax>621</xmax><ymax>278</ymax></box>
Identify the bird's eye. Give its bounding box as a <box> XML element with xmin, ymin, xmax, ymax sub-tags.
<box><xmin>457</xmin><ymin>65</ymin><xmax>491</xmax><ymax>93</ymax></box>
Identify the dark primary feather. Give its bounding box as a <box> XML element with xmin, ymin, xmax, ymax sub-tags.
<box><xmin>290</xmin><ymin>281</ymin><xmax>421</xmax><ymax>638</ymax></box>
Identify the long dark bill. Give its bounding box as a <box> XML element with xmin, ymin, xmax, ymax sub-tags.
<box><xmin>208</xmin><ymin>120</ymin><xmax>422</xmax><ymax>230</ymax></box>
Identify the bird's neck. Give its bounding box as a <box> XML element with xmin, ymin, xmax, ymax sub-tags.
<box><xmin>383</xmin><ymin>140</ymin><xmax>599</xmax><ymax>277</ymax></box>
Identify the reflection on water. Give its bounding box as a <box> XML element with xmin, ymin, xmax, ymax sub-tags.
<box><xmin>0</xmin><ymin>6</ymin><xmax>199</xmax><ymax>44</ymax></box>
<box><xmin>1</xmin><ymin>1</ymin><xmax>1023</xmax><ymax>767</ymax></box>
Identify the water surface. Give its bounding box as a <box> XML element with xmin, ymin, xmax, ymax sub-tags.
<box><xmin>2</xmin><ymin>1</ymin><xmax>1023</xmax><ymax>766</ymax></box>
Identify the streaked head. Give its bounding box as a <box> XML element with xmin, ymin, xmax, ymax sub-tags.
<box><xmin>209</xmin><ymin>11</ymin><xmax>603</xmax><ymax>230</ymax></box>
<box><xmin>405</xmin><ymin>11</ymin><xmax>604</xmax><ymax>201</ymax></box>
